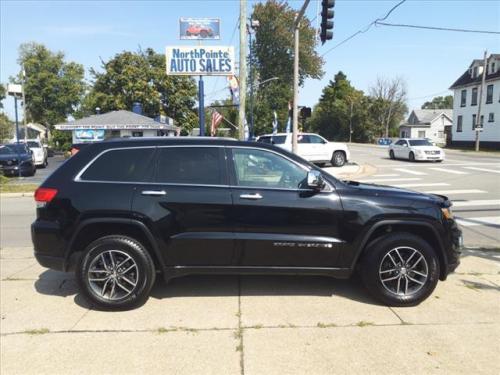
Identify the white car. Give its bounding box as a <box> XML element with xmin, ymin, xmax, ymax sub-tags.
<box><xmin>26</xmin><ymin>139</ymin><xmax>48</xmax><ymax>168</ymax></box>
<box><xmin>389</xmin><ymin>138</ymin><xmax>445</xmax><ymax>162</ymax></box>
<box><xmin>256</xmin><ymin>132</ymin><xmax>350</xmax><ymax>167</ymax></box>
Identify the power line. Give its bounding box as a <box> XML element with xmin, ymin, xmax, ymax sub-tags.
<box><xmin>375</xmin><ymin>21</ymin><xmax>500</xmax><ymax>35</ymax></box>
<box><xmin>408</xmin><ymin>90</ymin><xmax>451</xmax><ymax>101</ymax></box>
<box><xmin>321</xmin><ymin>0</ymin><xmax>407</xmax><ymax>57</ymax></box>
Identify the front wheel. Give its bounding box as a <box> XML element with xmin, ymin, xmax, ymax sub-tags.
<box><xmin>389</xmin><ymin>150</ymin><xmax>395</xmax><ymax>160</ymax></box>
<box><xmin>331</xmin><ymin>151</ymin><xmax>346</xmax><ymax>167</ymax></box>
<box><xmin>409</xmin><ymin>152</ymin><xmax>415</xmax><ymax>162</ymax></box>
<box><xmin>77</xmin><ymin>235</ymin><xmax>156</xmax><ymax>310</ymax></box>
<box><xmin>360</xmin><ymin>233</ymin><xmax>440</xmax><ymax>306</ymax></box>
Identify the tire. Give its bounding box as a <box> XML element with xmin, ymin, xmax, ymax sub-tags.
<box><xmin>435</xmin><ymin>160</ymin><xmax>443</xmax><ymax>163</ymax></box>
<box><xmin>77</xmin><ymin>235</ymin><xmax>156</xmax><ymax>310</ymax></box>
<box><xmin>389</xmin><ymin>150</ymin><xmax>395</xmax><ymax>160</ymax></box>
<box><xmin>359</xmin><ymin>233</ymin><xmax>440</xmax><ymax>307</ymax></box>
<box><xmin>42</xmin><ymin>159</ymin><xmax>48</xmax><ymax>168</ymax></box>
<box><xmin>409</xmin><ymin>152</ymin><xmax>415</xmax><ymax>162</ymax></box>
<box><xmin>331</xmin><ymin>151</ymin><xmax>346</xmax><ymax>167</ymax></box>
<box><xmin>200</xmin><ymin>30</ymin><xmax>208</xmax><ymax>38</ymax></box>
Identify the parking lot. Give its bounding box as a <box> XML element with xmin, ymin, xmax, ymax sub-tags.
<box><xmin>1</xmin><ymin>178</ymin><xmax>499</xmax><ymax>374</ymax></box>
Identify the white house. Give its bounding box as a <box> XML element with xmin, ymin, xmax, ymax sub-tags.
<box><xmin>399</xmin><ymin>109</ymin><xmax>453</xmax><ymax>145</ymax></box>
<box><xmin>449</xmin><ymin>53</ymin><xmax>500</xmax><ymax>148</ymax></box>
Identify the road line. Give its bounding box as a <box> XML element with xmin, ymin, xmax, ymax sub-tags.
<box><xmin>428</xmin><ymin>167</ymin><xmax>468</xmax><ymax>175</ymax></box>
<box><xmin>374</xmin><ymin>162</ymin><xmax>500</xmax><ymax>168</ymax></box>
<box><xmin>452</xmin><ymin>200</ymin><xmax>500</xmax><ymax>208</ymax></box>
<box><xmin>394</xmin><ymin>168</ymin><xmax>427</xmax><ymax>175</ymax></box>
<box><xmin>394</xmin><ymin>182</ymin><xmax>449</xmax><ymax>188</ymax></box>
<box><xmin>455</xmin><ymin>216</ymin><xmax>500</xmax><ymax>227</ymax></box>
<box><xmin>463</xmin><ymin>167</ymin><xmax>500</xmax><ymax>174</ymax></box>
<box><xmin>360</xmin><ymin>177</ymin><xmax>420</xmax><ymax>183</ymax></box>
<box><xmin>424</xmin><ymin>189</ymin><xmax>486</xmax><ymax>195</ymax></box>
<box><xmin>373</xmin><ymin>174</ymin><xmax>400</xmax><ymax>177</ymax></box>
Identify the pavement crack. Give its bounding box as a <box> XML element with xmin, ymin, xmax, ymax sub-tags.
<box><xmin>237</xmin><ymin>276</ymin><xmax>245</xmax><ymax>375</ymax></box>
<box><xmin>388</xmin><ymin>306</ymin><xmax>406</xmax><ymax>324</ymax></box>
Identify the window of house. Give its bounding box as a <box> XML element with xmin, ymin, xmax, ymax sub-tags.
<box><xmin>471</xmin><ymin>87</ymin><xmax>478</xmax><ymax>106</ymax></box>
<box><xmin>418</xmin><ymin>131</ymin><xmax>426</xmax><ymax>138</ymax></box>
<box><xmin>110</xmin><ymin>130</ymin><xmax>121</xmax><ymax>138</ymax></box>
<box><xmin>488</xmin><ymin>113</ymin><xmax>495</xmax><ymax>122</ymax></box>
<box><xmin>460</xmin><ymin>89</ymin><xmax>467</xmax><ymax>107</ymax></box>
<box><xmin>457</xmin><ymin>115</ymin><xmax>463</xmax><ymax>132</ymax></box>
<box><xmin>480</xmin><ymin>115</ymin><xmax>484</xmax><ymax>128</ymax></box>
<box><xmin>472</xmin><ymin>114</ymin><xmax>477</xmax><ymax>130</ymax></box>
<box><xmin>486</xmin><ymin>85</ymin><xmax>494</xmax><ymax>104</ymax></box>
<box><xmin>132</xmin><ymin>131</ymin><xmax>143</xmax><ymax>137</ymax></box>
<box><xmin>491</xmin><ymin>62</ymin><xmax>496</xmax><ymax>74</ymax></box>
<box><xmin>473</xmin><ymin>66</ymin><xmax>478</xmax><ymax>78</ymax></box>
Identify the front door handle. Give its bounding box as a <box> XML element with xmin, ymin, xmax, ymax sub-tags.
<box><xmin>239</xmin><ymin>193</ymin><xmax>263</xmax><ymax>200</ymax></box>
<box><xmin>141</xmin><ymin>190</ymin><xmax>167</xmax><ymax>196</ymax></box>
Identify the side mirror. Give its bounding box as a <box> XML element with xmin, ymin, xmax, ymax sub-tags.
<box><xmin>307</xmin><ymin>170</ymin><xmax>325</xmax><ymax>190</ymax></box>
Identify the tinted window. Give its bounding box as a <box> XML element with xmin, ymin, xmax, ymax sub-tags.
<box><xmin>257</xmin><ymin>136</ymin><xmax>272</xmax><ymax>144</ymax></box>
<box><xmin>271</xmin><ymin>135</ymin><xmax>287</xmax><ymax>144</ymax></box>
<box><xmin>156</xmin><ymin>147</ymin><xmax>223</xmax><ymax>185</ymax></box>
<box><xmin>395</xmin><ymin>140</ymin><xmax>406</xmax><ymax>146</ymax></box>
<box><xmin>27</xmin><ymin>141</ymin><xmax>41</xmax><ymax>148</ymax></box>
<box><xmin>298</xmin><ymin>135</ymin><xmax>310</xmax><ymax>144</ymax></box>
<box><xmin>309</xmin><ymin>135</ymin><xmax>326</xmax><ymax>144</ymax></box>
<box><xmin>232</xmin><ymin>148</ymin><xmax>307</xmax><ymax>189</ymax></box>
<box><xmin>409</xmin><ymin>140</ymin><xmax>432</xmax><ymax>146</ymax></box>
<box><xmin>81</xmin><ymin>148</ymin><xmax>155</xmax><ymax>182</ymax></box>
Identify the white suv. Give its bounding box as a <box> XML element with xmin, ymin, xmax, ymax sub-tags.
<box><xmin>26</xmin><ymin>139</ymin><xmax>48</xmax><ymax>168</ymax></box>
<box><xmin>256</xmin><ymin>133</ymin><xmax>350</xmax><ymax>167</ymax></box>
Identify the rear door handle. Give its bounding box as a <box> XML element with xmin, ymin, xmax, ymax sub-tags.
<box><xmin>239</xmin><ymin>193</ymin><xmax>263</xmax><ymax>200</ymax></box>
<box><xmin>141</xmin><ymin>190</ymin><xmax>167</xmax><ymax>196</ymax></box>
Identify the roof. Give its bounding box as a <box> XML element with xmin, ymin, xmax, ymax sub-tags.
<box><xmin>55</xmin><ymin>110</ymin><xmax>177</xmax><ymax>131</ymax></box>
<box><xmin>450</xmin><ymin>54</ymin><xmax>500</xmax><ymax>89</ymax></box>
<box><xmin>400</xmin><ymin>109</ymin><xmax>453</xmax><ymax>127</ymax></box>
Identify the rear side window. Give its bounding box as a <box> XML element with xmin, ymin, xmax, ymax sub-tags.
<box><xmin>272</xmin><ymin>135</ymin><xmax>287</xmax><ymax>144</ymax></box>
<box><xmin>80</xmin><ymin>148</ymin><xmax>155</xmax><ymax>182</ymax></box>
<box><xmin>257</xmin><ymin>136</ymin><xmax>271</xmax><ymax>144</ymax></box>
<box><xmin>156</xmin><ymin>147</ymin><xmax>224</xmax><ymax>185</ymax></box>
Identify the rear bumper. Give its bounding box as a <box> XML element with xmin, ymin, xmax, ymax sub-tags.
<box><xmin>34</xmin><ymin>253</ymin><xmax>65</xmax><ymax>271</ymax></box>
<box><xmin>31</xmin><ymin>219</ymin><xmax>67</xmax><ymax>270</ymax></box>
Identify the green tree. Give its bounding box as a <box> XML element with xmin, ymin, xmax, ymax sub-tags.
<box><xmin>14</xmin><ymin>42</ymin><xmax>85</xmax><ymax>128</ymax></box>
<box><xmin>250</xmin><ymin>0</ymin><xmax>324</xmax><ymax>135</ymax></box>
<box><xmin>0</xmin><ymin>84</ymin><xmax>6</xmax><ymax>109</ymax></box>
<box><xmin>83</xmin><ymin>48</ymin><xmax>198</xmax><ymax>133</ymax></box>
<box><xmin>421</xmin><ymin>95</ymin><xmax>453</xmax><ymax>110</ymax></box>
<box><xmin>0</xmin><ymin>113</ymin><xmax>13</xmax><ymax>142</ymax></box>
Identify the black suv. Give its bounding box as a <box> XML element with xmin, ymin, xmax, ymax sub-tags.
<box><xmin>32</xmin><ymin>138</ymin><xmax>462</xmax><ymax>309</ymax></box>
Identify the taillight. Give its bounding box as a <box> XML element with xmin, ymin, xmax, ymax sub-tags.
<box><xmin>34</xmin><ymin>188</ymin><xmax>58</xmax><ymax>205</ymax></box>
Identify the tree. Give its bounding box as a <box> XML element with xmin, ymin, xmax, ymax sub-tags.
<box><xmin>14</xmin><ymin>42</ymin><xmax>85</xmax><ymax>128</ymax></box>
<box><xmin>421</xmin><ymin>95</ymin><xmax>453</xmax><ymax>110</ymax></box>
<box><xmin>250</xmin><ymin>0</ymin><xmax>324</xmax><ymax>135</ymax></box>
<box><xmin>369</xmin><ymin>77</ymin><xmax>408</xmax><ymax>138</ymax></box>
<box><xmin>0</xmin><ymin>84</ymin><xmax>5</xmax><ymax>109</ymax></box>
<box><xmin>83</xmin><ymin>48</ymin><xmax>198</xmax><ymax>133</ymax></box>
<box><xmin>0</xmin><ymin>113</ymin><xmax>13</xmax><ymax>142</ymax></box>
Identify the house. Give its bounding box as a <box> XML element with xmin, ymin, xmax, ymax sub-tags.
<box><xmin>54</xmin><ymin>106</ymin><xmax>178</xmax><ymax>144</ymax></box>
<box><xmin>399</xmin><ymin>109</ymin><xmax>453</xmax><ymax>145</ymax></box>
<box><xmin>449</xmin><ymin>53</ymin><xmax>500</xmax><ymax>148</ymax></box>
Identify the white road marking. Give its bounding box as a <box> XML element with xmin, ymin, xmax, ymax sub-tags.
<box><xmin>455</xmin><ymin>216</ymin><xmax>500</xmax><ymax>227</ymax></box>
<box><xmin>394</xmin><ymin>168</ymin><xmax>427</xmax><ymax>175</ymax></box>
<box><xmin>424</xmin><ymin>189</ymin><xmax>486</xmax><ymax>195</ymax></box>
<box><xmin>374</xmin><ymin>162</ymin><xmax>500</xmax><ymax>168</ymax></box>
<box><xmin>394</xmin><ymin>182</ymin><xmax>449</xmax><ymax>188</ymax></box>
<box><xmin>373</xmin><ymin>174</ymin><xmax>400</xmax><ymax>177</ymax></box>
<box><xmin>463</xmin><ymin>167</ymin><xmax>500</xmax><ymax>174</ymax></box>
<box><xmin>360</xmin><ymin>177</ymin><xmax>420</xmax><ymax>183</ymax></box>
<box><xmin>452</xmin><ymin>200</ymin><xmax>500</xmax><ymax>208</ymax></box>
<box><xmin>428</xmin><ymin>167</ymin><xmax>468</xmax><ymax>175</ymax></box>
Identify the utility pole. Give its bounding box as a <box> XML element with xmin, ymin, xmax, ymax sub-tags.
<box><xmin>238</xmin><ymin>0</ymin><xmax>247</xmax><ymax>141</ymax></box>
<box><xmin>349</xmin><ymin>100</ymin><xmax>353</xmax><ymax>143</ymax></box>
<box><xmin>22</xmin><ymin>67</ymin><xmax>27</xmax><ymax>142</ymax></box>
<box><xmin>475</xmin><ymin>50</ymin><xmax>487</xmax><ymax>152</ymax></box>
<box><xmin>292</xmin><ymin>0</ymin><xmax>310</xmax><ymax>154</ymax></box>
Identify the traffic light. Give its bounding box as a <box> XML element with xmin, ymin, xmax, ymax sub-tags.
<box><xmin>320</xmin><ymin>0</ymin><xmax>334</xmax><ymax>44</ymax></box>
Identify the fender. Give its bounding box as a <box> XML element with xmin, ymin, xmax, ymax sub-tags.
<box><xmin>63</xmin><ymin>217</ymin><xmax>166</xmax><ymax>273</ymax></box>
<box><xmin>350</xmin><ymin>219</ymin><xmax>447</xmax><ymax>271</ymax></box>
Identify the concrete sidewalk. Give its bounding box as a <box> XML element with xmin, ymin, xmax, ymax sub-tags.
<box><xmin>1</xmin><ymin>246</ymin><xmax>499</xmax><ymax>374</ymax></box>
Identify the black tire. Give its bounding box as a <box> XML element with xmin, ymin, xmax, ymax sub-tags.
<box><xmin>389</xmin><ymin>150</ymin><xmax>395</xmax><ymax>160</ymax></box>
<box><xmin>331</xmin><ymin>151</ymin><xmax>346</xmax><ymax>167</ymax></box>
<box><xmin>41</xmin><ymin>159</ymin><xmax>48</xmax><ymax>168</ymax></box>
<box><xmin>77</xmin><ymin>235</ymin><xmax>156</xmax><ymax>310</ymax></box>
<box><xmin>409</xmin><ymin>152</ymin><xmax>415</xmax><ymax>162</ymax></box>
<box><xmin>359</xmin><ymin>233</ymin><xmax>440</xmax><ymax>307</ymax></box>
<box><xmin>435</xmin><ymin>160</ymin><xmax>443</xmax><ymax>163</ymax></box>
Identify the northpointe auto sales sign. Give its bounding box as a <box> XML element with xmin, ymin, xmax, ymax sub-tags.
<box><xmin>166</xmin><ymin>46</ymin><xmax>234</xmax><ymax>76</ymax></box>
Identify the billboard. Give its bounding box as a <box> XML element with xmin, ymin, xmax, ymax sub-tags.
<box><xmin>166</xmin><ymin>46</ymin><xmax>235</xmax><ymax>76</ymax></box>
<box><xmin>74</xmin><ymin>129</ymin><xmax>105</xmax><ymax>142</ymax></box>
<box><xmin>180</xmin><ymin>18</ymin><xmax>220</xmax><ymax>40</ymax></box>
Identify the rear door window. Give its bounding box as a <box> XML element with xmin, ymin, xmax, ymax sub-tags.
<box><xmin>80</xmin><ymin>147</ymin><xmax>156</xmax><ymax>182</ymax></box>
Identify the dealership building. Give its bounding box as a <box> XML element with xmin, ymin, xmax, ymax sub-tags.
<box><xmin>55</xmin><ymin>107</ymin><xmax>178</xmax><ymax>143</ymax></box>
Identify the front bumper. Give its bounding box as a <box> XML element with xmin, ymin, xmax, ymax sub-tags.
<box><xmin>1</xmin><ymin>163</ymin><xmax>33</xmax><ymax>176</ymax></box>
<box><xmin>414</xmin><ymin>153</ymin><xmax>445</xmax><ymax>161</ymax></box>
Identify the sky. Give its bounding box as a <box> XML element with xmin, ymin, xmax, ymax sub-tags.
<box><xmin>1</xmin><ymin>0</ymin><xmax>499</xmax><ymax>122</ymax></box>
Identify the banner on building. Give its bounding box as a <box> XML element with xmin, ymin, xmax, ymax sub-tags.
<box><xmin>180</xmin><ymin>18</ymin><xmax>220</xmax><ymax>40</ymax></box>
<box><xmin>166</xmin><ymin>46</ymin><xmax>235</xmax><ymax>76</ymax></box>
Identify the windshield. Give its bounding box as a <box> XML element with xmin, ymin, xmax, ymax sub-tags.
<box><xmin>409</xmin><ymin>139</ymin><xmax>432</xmax><ymax>146</ymax></box>
<box><xmin>27</xmin><ymin>141</ymin><xmax>41</xmax><ymax>148</ymax></box>
<box><xmin>0</xmin><ymin>144</ymin><xmax>26</xmax><ymax>154</ymax></box>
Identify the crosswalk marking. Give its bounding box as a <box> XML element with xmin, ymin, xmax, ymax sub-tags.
<box><xmin>455</xmin><ymin>216</ymin><xmax>500</xmax><ymax>227</ymax></box>
<box><xmin>394</xmin><ymin>182</ymin><xmax>449</xmax><ymax>188</ymax></box>
<box><xmin>452</xmin><ymin>200</ymin><xmax>500</xmax><ymax>208</ymax></box>
<box><xmin>463</xmin><ymin>167</ymin><xmax>500</xmax><ymax>174</ymax></box>
<box><xmin>424</xmin><ymin>189</ymin><xmax>486</xmax><ymax>195</ymax></box>
<box><xmin>361</xmin><ymin>177</ymin><xmax>420</xmax><ymax>183</ymax></box>
<box><xmin>394</xmin><ymin>168</ymin><xmax>427</xmax><ymax>176</ymax></box>
<box><xmin>429</xmin><ymin>168</ymin><xmax>468</xmax><ymax>175</ymax></box>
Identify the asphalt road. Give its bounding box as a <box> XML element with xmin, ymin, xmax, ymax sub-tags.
<box><xmin>348</xmin><ymin>144</ymin><xmax>500</xmax><ymax>248</ymax></box>
<box><xmin>7</xmin><ymin>155</ymin><xmax>66</xmax><ymax>185</ymax></box>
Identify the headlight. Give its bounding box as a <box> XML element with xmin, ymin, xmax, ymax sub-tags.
<box><xmin>442</xmin><ymin>207</ymin><xmax>453</xmax><ymax>219</ymax></box>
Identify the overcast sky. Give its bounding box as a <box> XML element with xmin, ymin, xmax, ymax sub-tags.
<box><xmin>1</xmin><ymin>0</ymin><xmax>499</xmax><ymax>121</ymax></box>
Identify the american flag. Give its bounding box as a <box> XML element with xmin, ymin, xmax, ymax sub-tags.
<box><xmin>210</xmin><ymin>111</ymin><xmax>223</xmax><ymax>136</ymax></box>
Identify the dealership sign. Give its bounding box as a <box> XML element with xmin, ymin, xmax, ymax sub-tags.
<box><xmin>179</xmin><ymin>18</ymin><xmax>220</xmax><ymax>40</ymax></box>
<box><xmin>166</xmin><ymin>46</ymin><xmax>234</xmax><ymax>76</ymax></box>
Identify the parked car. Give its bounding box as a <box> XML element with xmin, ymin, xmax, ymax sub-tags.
<box><xmin>256</xmin><ymin>133</ymin><xmax>351</xmax><ymax>167</ymax></box>
<box><xmin>32</xmin><ymin>137</ymin><xmax>462</xmax><ymax>310</ymax></box>
<box><xmin>389</xmin><ymin>138</ymin><xmax>445</xmax><ymax>162</ymax></box>
<box><xmin>0</xmin><ymin>143</ymin><xmax>36</xmax><ymax>177</ymax></box>
<box><xmin>26</xmin><ymin>139</ymin><xmax>48</xmax><ymax>168</ymax></box>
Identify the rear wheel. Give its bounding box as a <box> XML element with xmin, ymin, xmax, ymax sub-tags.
<box><xmin>409</xmin><ymin>152</ymin><xmax>415</xmax><ymax>162</ymax></box>
<box><xmin>389</xmin><ymin>150</ymin><xmax>395</xmax><ymax>160</ymax></box>
<box><xmin>77</xmin><ymin>235</ymin><xmax>156</xmax><ymax>310</ymax></box>
<box><xmin>360</xmin><ymin>233</ymin><xmax>439</xmax><ymax>306</ymax></box>
<box><xmin>331</xmin><ymin>151</ymin><xmax>346</xmax><ymax>167</ymax></box>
